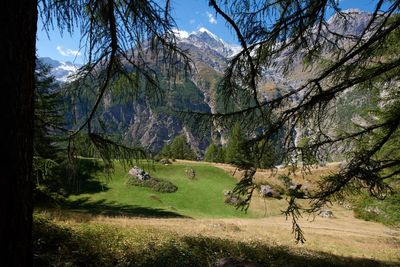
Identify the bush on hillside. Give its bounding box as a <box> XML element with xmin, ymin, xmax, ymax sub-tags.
<box><xmin>126</xmin><ymin>176</ymin><xmax>178</xmax><ymax>193</ymax></box>
<box><xmin>353</xmin><ymin>191</ymin><xmax>400</xmax><ymax>226</ymax></box>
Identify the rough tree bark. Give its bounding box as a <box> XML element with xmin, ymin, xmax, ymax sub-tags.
<box><xmin>0</xmin><ymin>0</ymin><xmax>38</xmax><ymax>266</ymax></box>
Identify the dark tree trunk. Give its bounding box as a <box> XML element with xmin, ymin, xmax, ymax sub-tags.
<box><xmin>0</xmin><ymin>0</ymin><xmax>38</xmax><ymax>266</ymax></box>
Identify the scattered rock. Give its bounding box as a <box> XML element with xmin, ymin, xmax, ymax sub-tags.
<box><xmin>365</xmin><ymin>206</ymin><xmax>381</xmax><ymax>215</ymax></box>
<box><xmin>185</xmin><ymin>167</ymin><xmax>196</xmax><ymax>179</ymax></box>
<box><xmin>224</xmin><ymin>194</ymin><xmax>243</xmax><ymax>205</ymax></box>
<box><xmin>338</xmin><ymin>200</ymin><xmax>352</xmax><ymax>209</ymax></box>
<box><xmin>223</xmin><ymin>190</ymin><xmax>232</xmax><ymax>196</ymax></box>
<box><xmin>260</xmin><ymin>184</ymin><xmax>273</xmax><ymax>196</ymax></box>
<box><xmin>209</xmin><ymin>223</ymin><xmax>225</xmax><ymax>228</ymax></box>
<box><xmin>159</xmin><ymin>158</ymin><xmax>172</xmax><ymax>165</ymax></box>
<box><xmin>289</xmin><ymin>184</ymin><xmax>299</xmax><ymax>190</ymax></box>
<box><xmin>128</xmin><ymin>166</ymin><xmax>150</xmax><ymax>181</ymax></box>
<box><xmin>319</xmin><ymin>210</ymin><xmax>334</xmax><ymax>218</ymax></box>
<box><xmin>259</xmin><ymin>184</ymin><xmax>280</xmax><ymax>198</ymax></box>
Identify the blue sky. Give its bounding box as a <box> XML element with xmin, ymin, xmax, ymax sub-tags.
<box><xmin>36</xmin><ymin>0</ymin><xmax>384</xmax><ymax>64</ymax></box>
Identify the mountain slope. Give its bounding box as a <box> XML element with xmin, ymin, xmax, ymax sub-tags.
<box><xmin>39</xmin><ymin>10</ymin><xmax>373</xmax><ymax>156</ymax></box>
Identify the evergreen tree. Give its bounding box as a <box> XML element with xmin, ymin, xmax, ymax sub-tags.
<box><xmin>2</xmin><ymin>1</ymin><xmax>189</xmax><ymax>263</ymax></box>
<box><xmin>255</xmin><ymin>140</ymin><xmax>277</xmax><ymax>169</ymax></box>
<box><xmin>158</xmin><ymin>143</ymin><xmax>172</xmax><ymax>159</ymax></box>
<box><xmin>170</xmin><ymin>135</ymin><xmax>196</xmax><ymax>160</ymax></box>
<box><xmin>225</xmin><ymin>123</ymin><xmax>249</xmax><ymax>165</ymax></box>
<box><xmin>33</xmin><ymin>64</ymin><xmax>67</xmax><ymax>200</ymax></box>
<box><xmin>205</xmin><ymin>143</ymin><xmax>226</xmax><ymax>163</ymax></box>
<box><xmin>1</xmin><ymin>1</ymin><xmax>37</xmax><ymax>264</ymax></box>
<box><xmin>204</xmin><ymin>143</ymin><xmax>218</xmax><ymax>162</ymax></box>
<box><xmin>219</xmin><ymin>147</ymin><xmax>227</xmax><ymax>163</ymax></box>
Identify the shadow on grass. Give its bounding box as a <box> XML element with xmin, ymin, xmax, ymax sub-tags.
<box><xmin>64</xmin><ymin>197</ymin><xmax>188</xmax><ymax>218</ymax></box>
<box><xmin>70</xmin><ymin>179</ymin><xmax>110</xmax><ymax>195</ymax></box>
<box><xmin>67</xmin><ymin>159</ymin><xmax>110</xmax><ymax>195</ymax></box>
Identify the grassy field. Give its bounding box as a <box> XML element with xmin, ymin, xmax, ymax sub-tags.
<box><xmin>65</xmin><ymin>160</ymin><xmax>262</xmax><ymax>218</ymax></box>
<box><xmin>35</xmin><ymin>160</ymin><xmax>400</xmax><ymax>266</ymax></box>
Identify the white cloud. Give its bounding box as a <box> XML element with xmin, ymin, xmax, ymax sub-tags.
<box><xmin>172</xmin><ymin>29</ymin><xmax>189</xmax><ymax>39</ymax></box>
<box><xmin>206</xmin><ymin>12</ymin><xmax>217</xmax><ymax>24</ymax></box>
<box><xmin>56</xmin><ymin>46</ymin><xmax>81</xmax><ymax>57</ymax></box>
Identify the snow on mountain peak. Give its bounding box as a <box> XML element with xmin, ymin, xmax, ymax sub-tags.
<box><xmin>174</xmin><ymin>27</ymin><xmax>241</xmax><ymax>58</ymax></box>
<box><xmin>197</xmin><ymin>27</ymin><xmax>221</xmax><ymax>41</ymax></box>
<box><xmin>38</xmin><ymin>57</ymin><xmax>81</xmax><ymax>83</ymax></box>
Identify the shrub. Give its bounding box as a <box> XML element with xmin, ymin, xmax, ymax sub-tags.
<box><xmin>126</xmin><ymin>176</ymin><xmax>178</xmax><ymax>193</ymax></box>
<box><xmin>353</xmin><ymin>191</ymin><xmax>400</xmax><ymax>226</ymax></box>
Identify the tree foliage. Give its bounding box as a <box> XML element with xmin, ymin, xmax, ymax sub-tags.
<box><xmin>33</xmin><ymin>63</ymin><xmax>68</xmax><ymax>201</ymax></box>
<box><xmin>159</xmin><ymin>143</ymin><xmax>172</xmax><ymax>159</ymax></box>
<box><xmin>200</xmin><ymin>0</ymin><xmax>400</xmax><ymax>242</ymax></box>
<box><xmin>225</xmin><ymin>122</ymin><xmax>249</xmax><ymax>165</ymax></box>
<box><xmin>39</xmin><ymin>0</ymin><xmax>192</xmax><ymax>169</ymax></box>
<box><xmin>204</xmin><ymin>143</ymin><xmax>225</xmax><ymax>163</ymax></box>
<box><xmin>170</xmin><ymin>135</ymin><xmax>197</xmax><ymax>160</ymax></box>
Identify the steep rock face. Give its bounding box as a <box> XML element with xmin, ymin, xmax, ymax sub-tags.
<box><xmin>127</xmin><ymin>103</ymin><xmax>183</xmax><ymax>152</ymax></box>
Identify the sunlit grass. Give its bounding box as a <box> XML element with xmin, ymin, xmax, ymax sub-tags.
<box><xmin>66</xmin><ymin>160</ymin><xmax>264</xmax><ymax>218</ymax></box>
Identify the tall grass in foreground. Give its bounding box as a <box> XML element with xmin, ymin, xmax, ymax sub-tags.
<box><xmin>33</xmin><ymin>213</ymin><xmax>394</xmax><ymax>267</ymax></box>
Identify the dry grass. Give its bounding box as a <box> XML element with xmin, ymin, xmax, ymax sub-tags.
<box><xmin>207</xmin><ymin>161</ymin><xmax>340</xmax><ymax>188</ymax></box>
<box><xmin>53</xmin><ymin>207</ymin><xmax>399</xmax><ymax>263</ymax></box>
<box><xmin>152</xmin><ymin>161</ymin><xmax>400</xmax><ymax>263</ymax></box>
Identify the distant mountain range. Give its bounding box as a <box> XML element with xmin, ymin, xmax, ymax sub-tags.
<box><xmin>37</xmin><ymin>9</ymin><xmax>373</xmax><ymax>155</ymax></box>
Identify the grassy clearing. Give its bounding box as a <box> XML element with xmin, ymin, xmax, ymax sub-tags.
<box><xmin>65</xmin><ymin>160</ymin><xmax>262</xmax><ymax>218</ymax></box>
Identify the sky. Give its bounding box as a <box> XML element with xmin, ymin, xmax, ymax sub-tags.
<box><xmin>36</xmin><ymin>0</ymin><xmax>385</xmax><ymax>65</ymax></box>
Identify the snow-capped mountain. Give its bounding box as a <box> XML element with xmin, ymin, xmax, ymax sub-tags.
<box><xmin>37</xmin><ymin>57</ymin><xmax>81</xmax><ymax>83</ymax></box>
<box><xmin>180</xmin><ymin>27</ymin><xmax>241</xmax><ymax>58</ymax></box>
